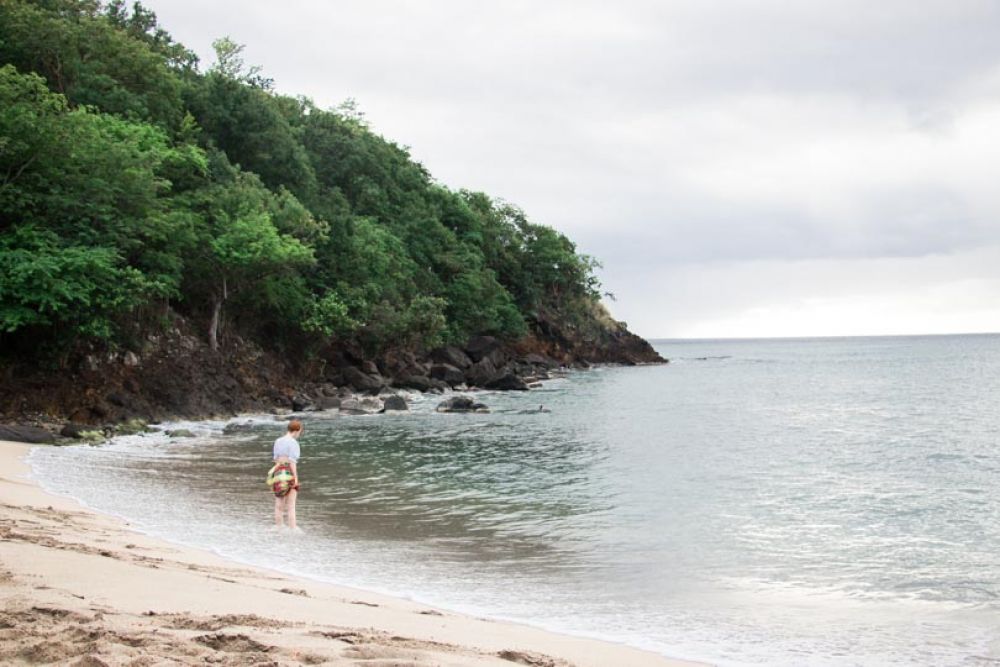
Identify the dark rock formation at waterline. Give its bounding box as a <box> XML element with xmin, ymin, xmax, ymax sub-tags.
<box><xmin>0</xmin><ymin>311</ymin><xmax>664</xmax><ymax>429</ymax></box>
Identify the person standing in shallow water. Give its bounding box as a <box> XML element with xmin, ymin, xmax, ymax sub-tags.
<box><xmin>272</xmin><ymin>420</ymin><xmax>303</xmax><ymax>529</ymax></box>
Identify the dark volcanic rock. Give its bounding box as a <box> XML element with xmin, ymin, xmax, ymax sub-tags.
<box><xmin>429</xmin><ymin>346</ymin><xmax>472</xmax><ymax>370</ymax></box>
<box><xmin>291</xmin><ymin>395</ymin><xmax>314</xmax><ymax>412</ymax></box>
<box><xmin>429</xmin><ymin>363</ymin><xmax>466</xmax><ymax>387</ymax></box>
<box><xmin>342</xmin><ymin>366</ymin><xmax>386</xmax><ymax>394</ymax></box>
<box><xmin>60</xmin><ymin>422</ymin><xmax>91</xmax><ymax>438</ymax></box>
<box><xmin>0</xmin><ymin>424</ymin><xmax>55</xmax><ymax>444</ymax></box>
<box><xmin>522</xmin><ymin>353</ymin><xmax>557</xmax><ymax>368</ymax></box>
<box><xmin>393</xmin><ymin>375</ymin><xmax>435</xmax><ymax>392</ymax></box>
<box><xmin>464</xmin><ymin>336</ymin><xmax>501</xmax><ymax>363</ymax></box>
<box><xmin>314</xmin><ymin>396</ymin><xmax>341</xmax><ymax>410</ymax></box>
<box><xmin>0</xmin><ymin>294</ymin><xmax>664</xmax><ymax>424</ymax></box>
<box><xmin>383</xmin><ymin>395</ymin><xmax>409</xmax><ymax>411</ymax></box>
<box><xmin>436</xmin><ymin>395</ymin><xmax>489</xmax><ymax>413</ymax></box>
<box><xmin>338</xmin><ymin>398</ymin><xmax>369</xmax><ymax>415</ymax></box>
<box><xmin>223</xmin><ymin>422</ymin><xmax>256</xmax><ymax>435</ymax></box>
<box><xmin>359</xmin><ymin>396</ymin><xmax>383</xmax><ymax>412</ymax></box>
<box><xmin>465</xmin><ymin>357</ymin><xmax>499</xmax><ymax>387</ymax></box>
<box><xmin>484</xmin><ymin>372</ymin><xmax>529</xmax><ymax>391</ymax></box>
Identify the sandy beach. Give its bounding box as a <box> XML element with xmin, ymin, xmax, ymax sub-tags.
<box><xmin>0</xmin><ymin>441</ymin><xmax>699</xmax><ymax>667</ymax></box>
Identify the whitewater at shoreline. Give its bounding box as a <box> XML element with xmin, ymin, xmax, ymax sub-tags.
<box><xmin>0</xmin><ymin>440</ymin><xmax>699</xmax><ymax>666</ymax></box>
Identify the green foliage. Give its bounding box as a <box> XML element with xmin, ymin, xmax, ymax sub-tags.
<box><xmin>0</xmin><ymin>0</ymin><xmax>608</xmax><ymax>362</ymax></box>
<box><xmin>302</xmin><ymin>291</ymin><xmax>356</xmax><ymax>338</ymax></box>
<box><xmin>0</xmin><ymin>64</ymin><xmax>200</xmax><ymax>302</ymax></box>
<box><xmin>209</xmin><ymin>36</ymin><xmax>272</xmax><ymax>89</ymax></box>
<box><xmin>177</xmin><ymin>166</ymin><xmax>314</xmax><ymax>349</ymax></box>
<box><xmin>0</xmin><ymin>226</ymin><xmax>146</xmax><ymax>339</ymax></box>
<box><xmin>185</xmin><ymin>73</ymin><xmax>316</xmax><ymax>198</ymax></box>
<box><xmin>0</xmin><ymin>0</ymin><xmax>187</xmax><ymax>129</ymax></box>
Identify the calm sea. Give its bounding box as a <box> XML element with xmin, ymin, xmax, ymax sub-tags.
<box><xmin>30</xmin><ymin>334</ymin><xmax>1000</xmax><ymax>666</ymax></box>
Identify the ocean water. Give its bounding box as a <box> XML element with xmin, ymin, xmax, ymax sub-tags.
<box><xmin>29</xmin><ymin>334</ymin><xmax>1000</xmax><ymax>666</ymax></box>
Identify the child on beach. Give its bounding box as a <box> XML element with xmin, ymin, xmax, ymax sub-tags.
<box><xmin>269</xmin><ymin>420</ymin><xmax>303</xmax><ymax>529</ymax></box>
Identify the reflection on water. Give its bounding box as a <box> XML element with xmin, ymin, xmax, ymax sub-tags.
<box><xmin>31</xmin><ymin>335</ymin><xmax>1000</xmax><ymax>666</ymax></box>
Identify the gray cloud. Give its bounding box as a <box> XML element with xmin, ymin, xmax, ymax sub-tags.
<box><xmin>145</xmin><ymin>0</ymin><xmax>1000</xmax><ymax>336</ymax></box>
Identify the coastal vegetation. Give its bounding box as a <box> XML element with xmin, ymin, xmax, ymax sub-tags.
<box><xmin>0</xmin><ymin>0</ymin><xmax>606</xmax><ymax>363</ymax></box>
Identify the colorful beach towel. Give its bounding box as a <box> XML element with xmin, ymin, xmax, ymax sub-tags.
<box><xmin>266</xmin><ymin>462</ymin><xmax>297</xmax><ymax>498</ymax></box>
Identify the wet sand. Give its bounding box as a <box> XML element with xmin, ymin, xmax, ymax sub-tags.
<box><xmin>0</xmin><ymin>441</ymin><xmax>702</xmax><ymax>666</ymax></box>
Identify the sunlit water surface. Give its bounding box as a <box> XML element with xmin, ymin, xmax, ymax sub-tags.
<box><xmin>31</xmin><ymin>335</ymin><xmax>1000</xmax><ymax>665</ymax></box>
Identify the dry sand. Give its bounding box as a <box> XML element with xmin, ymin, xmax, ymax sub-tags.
<box><xmin>0</xmin><ymin>441</ymin><xmax>703</xmax><ymax>667</ymax></box>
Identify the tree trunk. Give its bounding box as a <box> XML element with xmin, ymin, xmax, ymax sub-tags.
<box><xmin>208</xmin><ymin>277</ymin><xmax>228</xmax><ymax>351</ymax></box>
<box><xmin>208</xmin><ymin>295</ymin><xmax>222</xmax><ymax>351</ymax></box>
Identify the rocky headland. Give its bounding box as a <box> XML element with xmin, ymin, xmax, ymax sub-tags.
<box><xmin>0</xmin><ymin>311</ymin><xmax>664</xmax><ymax>441</ymax></box>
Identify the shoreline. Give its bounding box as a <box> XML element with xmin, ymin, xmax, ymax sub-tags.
<box><xmin>1</xmin><ymin>440</ymin><xmax>703</xmax><ymax>667</ymax></box>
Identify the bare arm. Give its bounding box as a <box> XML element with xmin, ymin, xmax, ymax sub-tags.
<box><xmin>290</xmin><ymin>459</ymin><xmax>298</xmax><ymax>484</ymax></box>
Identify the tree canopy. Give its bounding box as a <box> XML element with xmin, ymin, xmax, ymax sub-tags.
<box><xmin>0</xmin><ymin>0</ymin><xmax>606</xmax><ymax>361</ymax></box>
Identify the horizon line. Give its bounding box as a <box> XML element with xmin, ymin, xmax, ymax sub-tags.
<box><xmin>647</xmin><ymin>331</ymin><xmax>1000</xmax><ymax>342</ymax></box>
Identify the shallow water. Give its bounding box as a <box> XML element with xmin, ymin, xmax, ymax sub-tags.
<box><xmin>31</xmin><ymin>334</ymin><xmax>1000</xmax><ymax>665</ymax></box>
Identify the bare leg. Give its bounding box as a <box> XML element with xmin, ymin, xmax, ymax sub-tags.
<box><xmin>274</xmin><ymin>495</ymin><xmax>285</xmax><ymax>527</ymax></box>
<box><xmin>286</xmin><ymin>489</ymin><xmax>298</xmax><ymax>530</ymax></box>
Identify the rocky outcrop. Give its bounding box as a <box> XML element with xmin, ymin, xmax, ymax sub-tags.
<box><xmin>465</xmin><ymin>357</ymin><xmax>499</xmax><ymax>387</ymax></box>
<box><xmin>0</xmin><ymin>300</ymin><xmax>663</xmax><ymax>425</ymax></box>
<box><xmin>341</xmin><ymin>367</ymin><xmax>386</xmax><ymax>394</ymax></box>
<box><xmin>382</xmin><ymin>395</ymin><xmax>409</xmax><ymax>411</ymax></box>
<box><xmin>223</xmin><ymin>421</ymin><xmax>257</xmax><ymax>435</ymax></box>
<box><xmin>429</xmin><ymin>363</ymin><xmax>465</xmax><ymax>387</ymax></box>
<box><xmin>338</xmin><ymin>398</ymin><xmax>368</xmax><ymax>415</ymax></box>
<box><xmin>339</xmin><ymin>397</ymin><xmax>383</xmax><ymax>415</ymax></box>
<box><xmin>436</xmin><ymin>396</ymin><xmax>490</xmax><ymax>413</ymax></box>
<box><xmin>291</xmin><ymin>395</ymin><xmax>314</xmax><ymax>412</ymax></box>
<box><xmin>514</xmin><ymin>308</ymin><xmax>665</xmax><ymax>366</ymax></box>
<box><xmin>0</xmin><ymin>424</ymin><xmax>55</xmax><ymax>444</ymax></box>
<box><xmin>314</xmin><ymin>396</ymin><xmax>341</xmax><ymax>410</ymax></box>
<box><xmin>483</xmin><ymin>372</ymin><xmax>529</xmax><ymax>391</ymax></box>
<box><xmin>392</xmin><ymin>375</ymin><xmax>446</xmax><ymax>393</ymax></box>
<box><xmin>429</xmin><ymin>346</ymin><xmax>472</xmax><ymax>369</ymax></box>
<box><xmin>60</xmin><ymin>422</ymin><xmax>92</xmax><ymax>438</ymax></box>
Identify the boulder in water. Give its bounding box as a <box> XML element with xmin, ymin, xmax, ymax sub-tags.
<box><xmin>291</xmin><ymin>394</ymin><xmax>314</xmax><ymax>412</ymax></box>
<box><xmin>383</xmin><ymin>395</ymin><xmax>409</xmax><ymax>411</ymax></box>
<box><xmin>223</xmin><ymin>421</ymin><xmax>256</xmax><ymax>435</ymax></box>
<box><xmin>359</xmin><ymin>396</ymin><xmax>383</xmax><ymax>412</ymax></box>
<box><xmin>435</xmin><ymin>395</ymin><xmax>490</xmax><ymax>413</ymax></box>
<box><xmin>314</xmin><ymin>396</ymin><xmax>341</xmax><ymax>410</ymax></box>
<box><xmin>484</xmin><ymin>372</ymin><xmax>529</xmax><ymax>391</ymax></box>
<box><xmin>339</xmin><ymin>398</ymin><xmax>370</xmax><ymax>415</ymax></box>
<box><xmin>115</xmin><ymin>418</ymin><xmax>149</xmax><ymax>435</ymax></box>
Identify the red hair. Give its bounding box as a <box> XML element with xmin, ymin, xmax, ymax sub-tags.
<box><xmin>288</xmin><ymin>420</ymin><xmax>303</xmax><ymax>433</ymax></box>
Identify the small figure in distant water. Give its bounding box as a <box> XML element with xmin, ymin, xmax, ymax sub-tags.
<box><xmin>538</xmin><ymin>405</ymin><xmax>550</xmax><ymax>413</ymax></box>
<box><xmin>268</xmin><ymin>420</ymin><xmax>303</xmax><ymax>529</ymax></box>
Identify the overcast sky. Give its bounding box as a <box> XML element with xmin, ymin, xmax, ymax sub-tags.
<box><xmin>145</xmin><ymin>0</ymin><xmax>1000</xmax><ymax>339</ymax></box>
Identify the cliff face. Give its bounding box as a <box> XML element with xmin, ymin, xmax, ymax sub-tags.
<box><xmin>514</xmin><ymin>309</ymin><xmax>665</xmax><ymax>366</ymax></box>
<box><xmin>0</xmin><ymin>307</ymin><xmax>664</xmax><ymax>426</ymax></box>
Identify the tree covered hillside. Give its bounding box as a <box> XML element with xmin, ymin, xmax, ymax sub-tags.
<box><xmin>0</xmin><ymin>0</ymin><xmax>633</xmax><ymax>369</ymax></box>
